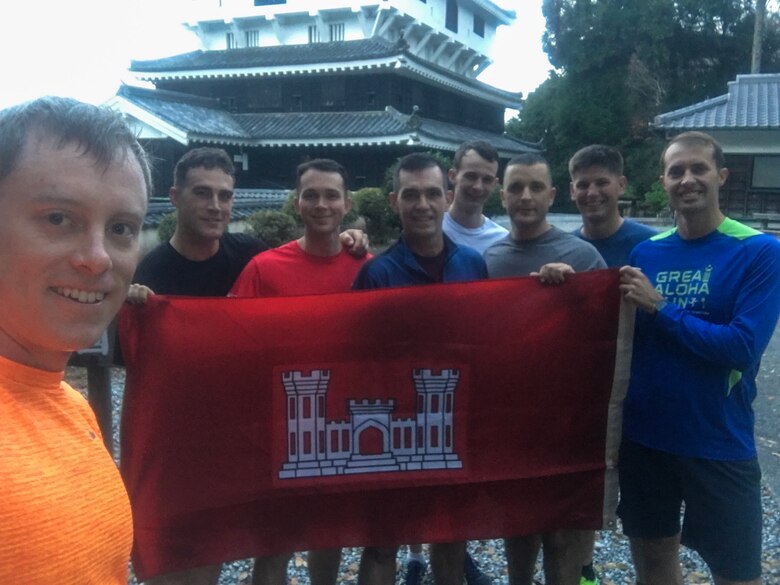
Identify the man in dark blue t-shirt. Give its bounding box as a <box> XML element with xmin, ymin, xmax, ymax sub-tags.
<box><xmin>569</xmin><ymin>145</ymin><xmax>656</xmax><ymax>268</ymax></box>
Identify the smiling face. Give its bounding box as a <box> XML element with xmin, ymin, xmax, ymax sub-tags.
<box><xmin>501</xmin><ymin>162</ymin><xmax>556</xmax><ymax>240</ymax></box>
<box><xmin>390</xmin><ymin>165</ymin><xmax>452</xmax><ymax>245</ymax></box>
<box><xmin>661</xmin><ymin>141</ymin><xmax>728</xmax><ymax>217</ymax></box>
<box><xmin>295</xmin><ymin>168</ymin><xmax>351</xmax><ymax>237</ymax></box>
<box><xmin>0</xmin><ymin>136</ymin><xmax>147</xmax><ymax>371</ymax></box>
<box><xmin>570</xmin><ymin>165</ymin><xmax>626</xmax><ymax>227</ymax></box>
<box><xmin>449</xmin><ymin>149</ymin><xmax>499</xmax><ymax>215</ymax></box>
<box><xmin>170</xmin><ymin>166</ymin><xmax>234</xmax><ymax>244</ymax></box>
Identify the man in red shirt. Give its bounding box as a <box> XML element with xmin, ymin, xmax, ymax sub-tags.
<box><xmin>231</xmin><ymin>158</ymin><xmax>370</xmax><ymax>585</ymax></box>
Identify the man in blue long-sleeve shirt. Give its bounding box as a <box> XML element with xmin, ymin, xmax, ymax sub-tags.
<box><xmin>618</xmin><ymin>131</ymin><xmax>780</xmax><ymax>585</ymax></box>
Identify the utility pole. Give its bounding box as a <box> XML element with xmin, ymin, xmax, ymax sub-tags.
<box><xmin>751</xmin><ymin>0</ymin><xmax>767</xmax><ymax>73</ymax></box>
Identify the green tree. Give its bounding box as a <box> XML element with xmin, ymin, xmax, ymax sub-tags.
<box><xmin>157</xmin><ymin>212</ymin><xmax>177</xmax><ymax>243</ymax></box>
<box><xmin>508</xmin><ymin>0</ymin><xmax>780</xmax><ymax>211</ymax></box>
<box><xmin>641</xmin><ymin>181</ymin><xmax>671</xmax><ymax>216</ymax></box>
<box><xmin>246</xmin><ymin>210</ymin><xmax>300</xmax><ymax>248</ymax></box>
<box><xmin>351</xmin><ymin>187</ymin><xmax>400</xmax><ymax>245</ymax></box>
<box><xmin>482</xmin><ymin>184</ymin><xmax>504</xmax><ymax>218</ymax></box>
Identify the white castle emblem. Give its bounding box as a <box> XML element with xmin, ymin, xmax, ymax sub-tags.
<box><xmin>279</xmin><ymin>368</ymin><xmax>463</xmax><ymax>478</ymax></box>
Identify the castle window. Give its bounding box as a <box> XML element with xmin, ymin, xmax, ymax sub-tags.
<box><xmin>417</xmin><ymin>395</ymin><xmax>424</xmax><ymax>413</ymax></box>
<box><xmin>753</xmin><ymin>156</ymin><xmax>780</xmax><ymax>188</ymax></box>
<box><xmin>245</xmin><ymin>29</ymin><xmax>260</xmax><ymax>47</ymax></box>
<box><xmin>430</xmin><ymin>426</ymin><xmax>439</xmax><ymax>448</ymax></box>
<box><xmin>473</xmin><ymin>14</ymin><xmax>484</xmax><ymax>37</ymax></box>
<box><xmin>329</xmin><ymin>23</ymin><xmax>345</xmax><ymax>42</ymax></box>
<box><xmin>308</xmin><ymin>25</ymin><xmax>321</xmax><ymax>43</ymax></box>
<box><xmin>431</xmin><ymin>394</ymin><xmax>439</xmax><ymax>413</ymax></box>
<box><xmin>319</xmin><ymin>431</ymin><xmax>325</xmax><ymax>453</ymax></box>
<box><xmin>445</xmin><ymin>393</ymin><xmax>452</xmax><ymax>413</ymax></box>
<box><xmin>303</xmin><ymin>431</ymin><xmax>312</xmax><ymax>454</ymax></box>
<box><xmin>289</xmin><ymin>433</ymin><xmax>296</xmax><ymax>455</ymax></box>
<box><xmin>417</xmin><ymin>426</ymin><xmax>423</xmax><ymax>448</ymax></box>
<box><xmin>393</xmin><ymin>427</ymin><xmax>401</xmax><ymax>449</ymax></box>
<box><xmin>331</xmin><ymin>429</ymin><xmax>339</xmax><ymax>451</ymax></box>
<box><xmin>445</xmin><ymin>0</ymin><xmax>458</xmax><ymax>33</ymax></box>
<box><xmin>445</xmin><ymin>425</ymin><xmax>452</xmax><ymax>448</ymax></box>
<box><xmin>318</xmin><ymin>395</ymin><xmax>325</xmax><ymax>417</ymax></box>
<box><xmin>342</xmin><ymin>429</ymin><xmax>350</xmax><ymax>450</ymax></box>
<box><xmin>303</xmin><ymin>396</ymin><xmax>311</xmax><ymax>418</ymax></box>
<box><xmin>405</xmin><ymin>427</ymin><xmax>412</xmax><ymax>448</ymax></box>
<box><xmin>288</xmin><ymin>397</ymin><xmax>296</xmax><ymax>420</ymax></box>
<box><xmin>322</xmin><ymin>79</ymin><xmax>345</xmax><ymax>108</ymax></box>
<box><xmin>226</xmin><ymin>32</ymin><xmax>237</xmax><ymax>49</ymax></box>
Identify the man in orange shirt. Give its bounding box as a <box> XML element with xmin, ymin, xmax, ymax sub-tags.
<box><xmin>0</xmin><ymin>96</ymin><xmax>151</xmax><ymax>584</ymax></box>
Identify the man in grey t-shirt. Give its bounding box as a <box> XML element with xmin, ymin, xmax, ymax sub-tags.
<box><xmin>484</xmin><ymin>153</ymin><xmax>605</xmax><ymax>585</ymax></box>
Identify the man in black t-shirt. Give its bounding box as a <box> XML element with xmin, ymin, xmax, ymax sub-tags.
<box><xmin>131</xmin><ymin>148</ymin><xmax>265</xmax><ymax>299</ymax></box>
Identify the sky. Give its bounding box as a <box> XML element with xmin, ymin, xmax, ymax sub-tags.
<box><xmin>0</xmin><ymin>0</ymin><xmax>552</xmax><ymax>110</ymax></box>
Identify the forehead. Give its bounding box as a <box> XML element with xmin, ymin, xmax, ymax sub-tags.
<box><xmin>459</xmin><ymin>149</ymin><xmax>498</xmax><ymax>172</ymax></box>
<box><xmin>183</xmin><ymin>165</ymin><xmax>235</xmax><ymax>189</ymax></box>
<box><xmin>571</xmin><ymin>165</ymin><xmax>619</xmax><ymax>183</ymax></box>
<box><xmin>398</xmin><ymin>165</ymin><xmax>446</xmax><ymax>191</ymax></box>
<box><xmin>504</xmin><ymin>163</ymin><xmax>550</xmax><ymax>185</ymax></box>
<box><xmin>1</xmin><ymin>136</ymin><xmax>147</xmax><ymax>211</ymax></box>
<box><xmin>663</xmin><ymin>142</ymin><xmax>717</xmax><ymax>170</ymax></box>
<box><xmin>299</xmin><ymin>168</ymin><xmax>345</xmax><ymax>192</ymax></box>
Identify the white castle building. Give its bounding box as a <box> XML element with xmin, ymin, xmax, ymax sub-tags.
<box><xmin>279</xmin><ymin>367</ymin><xmax>463</xmax><ymax>478</ymax></box>
<box><xmin>111</xmin><ymin>0</ymin><xmax>536</xmax><ymax>195</ymax></box>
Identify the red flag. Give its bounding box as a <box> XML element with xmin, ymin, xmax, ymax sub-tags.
<box><xmin>119</xmin><ymin>270</ymin><xmax>632</xmax><ymax>580</ymax></box>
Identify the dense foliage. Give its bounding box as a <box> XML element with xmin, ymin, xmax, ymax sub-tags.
<box><xmin>508</xmin><ymin>0</ymin><xmax>780</xmax><ymax>212</ymax></box>
<box><xmin>157</xmin><ymin>212</ymin><xmax>177</xmax><ymax>243</ymax></box>
<box><xmin>247</xmin><ymin>210</ymin><xmax>300</xmax><ymax>248</ymax></box>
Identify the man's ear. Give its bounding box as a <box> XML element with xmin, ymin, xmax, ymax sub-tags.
<box><xmin>389</xmin><ymin>192</ymin><xmax>399</xmax><ymax>213</ymax></box>
<box><xmin>169</xmin><ymin>186</ymin><xmax>179</xmax><ymax>206</ymax></box>
<box><xmin>718</xmin><ymin>167</ymin><xmax>729</xmax><ymax>186</ymax></box>
<box><xmin>617</xmin><ymin>175</ymin><xmax>628</xmax><ymax>197</ymax></box>
<box><xmin>293</xmin><ymin>194</ymin><xmax>301</xmax><ymax>215</ymax></box>
<box><xmin>500</xmin><ymin>189</ymin><xmax>508</xmax><ymax>210</ymax></box>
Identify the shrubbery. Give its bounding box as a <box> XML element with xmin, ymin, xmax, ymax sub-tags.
<box><xmin>350</xmin><ymin>187</ymin><xmax>400</xmax><ymax>245</ymax></box>
<box><xmin>246</xmin><ymin>210</ymin><xmax>300</xmax><ymax>248</ymax></box>
<box><xmin>157</xmin><ymin>212</ymin><xmax>177</xmax><ymax>243</ymax></box>
<box><xmin>641</xmin><ymin>181</ymin><xmax>670</xmax><ymax>217</ymax></box>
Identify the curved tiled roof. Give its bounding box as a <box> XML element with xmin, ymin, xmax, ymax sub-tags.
<box><xmin>118</xmin><ymin>85</ymin><xmax>249</xmax><ymax>140</ymax></box>
<box><xmin>115</xmin><ymin>85</ymin><xmax>537</xmax><ymax>154</ymax></box>
<box><xmin>144</xmin><ymin>190</ymin><xmax>287</xmax><ymax>227</ymax></box>
<box><xmin>654</xmin><ymin>74</ymin><xmax>780</xmax><ymax>130</ymax></box>
<box><xmin>131</xmin><ymin>39</ymin><xmax>398</xmax><ymax>73</ymax></box>
<box><xmin>130</xmin><ymin>38</ymin><xmax>520</xmax><ymax>107</ymax></box>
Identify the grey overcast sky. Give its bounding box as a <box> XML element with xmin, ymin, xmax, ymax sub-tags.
<box><xmin>0</xmin><ymin>0</ymin><xmax>552</xmax><ymax>110</ymax></box>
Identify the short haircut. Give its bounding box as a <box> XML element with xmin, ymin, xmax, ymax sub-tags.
<box><xmin>0</xmin><ymin>96</ymin><xmax>152</xmax><ymax>196</ymax></box>
<box><xmin>568</xmin><ymin>145</ymin><xmax>624</xmax><ymax>177</ymax></box>
<box><xmin>661</xmin><ymin>131</ymin><xmax>725</xmax><ymax>170</ymax></box>
<box><xmin>452</xmin><ymin>140</ymin><xmax>499</xmax><ymax>170</ymax></box>
<box><xmin>295</xmin><ymin>158</ymin><xmax>349</xmax><ymax>194</ymax></box>
<box><xmin>174</xmin><ymin>147</ymin><xmax>235</xmax><ymax>188</ymax></box>
<box><xmin>393</xmin><ymin>152</ymin><xmax>448</xmax><ymax>193</ymax></box>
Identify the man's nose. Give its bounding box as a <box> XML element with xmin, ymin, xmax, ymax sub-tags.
<box><xmin>72</xmin><ymin>229</ymin><xmax>112</xmax><ymax>275</ymax></box>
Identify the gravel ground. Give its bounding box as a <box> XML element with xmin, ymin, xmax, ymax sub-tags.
<box><xmin>64</xmin><ymin>367</ymin><xmax>780</xmax><ymax>585</ymax></box>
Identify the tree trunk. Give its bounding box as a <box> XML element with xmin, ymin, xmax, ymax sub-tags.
<box><xmin>752</xmin><ymin>0</ymin><xmax>767</xmax><ymax>73</ymax></box>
